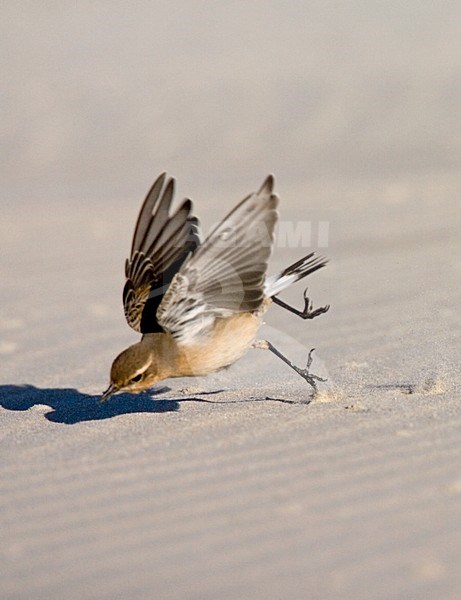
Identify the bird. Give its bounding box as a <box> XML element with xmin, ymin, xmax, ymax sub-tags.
<box><xmin>101</xmin><ymin>173</ymin><xmax>330</xmax><ymax>403</ymax></box>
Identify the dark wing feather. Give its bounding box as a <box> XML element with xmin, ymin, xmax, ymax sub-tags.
<box><xmin>123</xmin><ymin>173</ymin><xmax>201</xmax><ymax>333</ymax></box>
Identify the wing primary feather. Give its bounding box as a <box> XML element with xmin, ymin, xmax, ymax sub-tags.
<box><xmin>146</xmin><ymin>199</ymin><xmax>192</xmax><ymax>257</ymax></box>
<box><xmin>139</xmin><ymin>177</ymin><xmax>176</xmax><ymax>253</ymax></box>
<box><xmin>258</xmin><ymin>174</ymin><xmax>274</xmax><ymax>195</ymax></box>
<box><xmin>131</xmin><ymin>172</ymin><xmax>166</xmax><ymax>255</ymax></box>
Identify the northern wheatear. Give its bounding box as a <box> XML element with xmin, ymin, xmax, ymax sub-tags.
<box><xmin>101</xmin><ymin>173</ymin><xmax>329</xmax><ymax>402</ymax></box>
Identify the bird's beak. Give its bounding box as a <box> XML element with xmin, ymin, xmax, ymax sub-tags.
<box><xmin>100</xmin><ymin>384</ymin><xmax>118</xmax><ymax>403</ymax></box>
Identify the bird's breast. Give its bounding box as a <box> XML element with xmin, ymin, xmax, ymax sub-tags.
<box><xmin>175</xmin><ymin>312</ymin><xmax>263</xmax><ymax>377</ymax></box>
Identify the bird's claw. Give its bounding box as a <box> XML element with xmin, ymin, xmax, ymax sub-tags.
<box><xmin>301</xmin><ymin>288</ymin><xmax>330</xmax><ymax>319</ymax></box>
<box><xmin>294</xmin><ymin>348</ymin><xmax>327</xmax><ymax>393</ymax></box>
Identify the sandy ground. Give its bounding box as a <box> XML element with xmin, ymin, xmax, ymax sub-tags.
<box><xmin>1</xmin><ymin>3</ymin><xmax>461</xmax><ymax>599</ymax></box>
<box><xmin>1</xmin><ymin>180</ymin><xmax>460</xmax><ymax>599</ymax></box>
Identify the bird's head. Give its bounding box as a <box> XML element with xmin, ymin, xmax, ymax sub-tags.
<box><xmin>101</xmin><ymin>341</ymin><xmax>161</xmax><ymax>402</ymax></box>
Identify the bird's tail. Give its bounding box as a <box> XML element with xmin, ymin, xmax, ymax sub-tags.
<box><xmin>264</xmin><ymin>252</ymin><xmax>328</xmax><ymax>297</ymax></box>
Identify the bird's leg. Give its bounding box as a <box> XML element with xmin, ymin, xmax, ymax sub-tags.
<box><xmin>272</xmin><ymin>287</ymin><xmax>330</xmax><ymax>320</ymax></box>
<box><xmin>252</xmin><ymin>340</ymin><xmax>326</xmax><ymax>394</ymax></box>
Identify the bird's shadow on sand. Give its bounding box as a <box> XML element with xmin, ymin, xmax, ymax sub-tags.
<box><xmin>0</xmin><ymin>384</ymin><xmax>224</xmax><ymax>425</ymax></box>
<box><xmin>0</xmin><ymin>384</ymin><xmax>305</xmax><ymax>425</ymax></box>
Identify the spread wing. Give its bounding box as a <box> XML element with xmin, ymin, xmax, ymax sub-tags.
<box><xmin>156</xmin><ymin>175</ymin><xmax>278</xmax><ymax>345</ymax></box>
<box><xmin>123</xmin><ymin>173</ymin><xmax>201</xmax><ymax>333</ymax></box>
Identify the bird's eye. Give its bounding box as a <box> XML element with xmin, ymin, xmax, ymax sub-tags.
<box><xmin>131</xmin><ymin>373</ymin><xmax>143</xmax><ymax>383</ymax></box>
